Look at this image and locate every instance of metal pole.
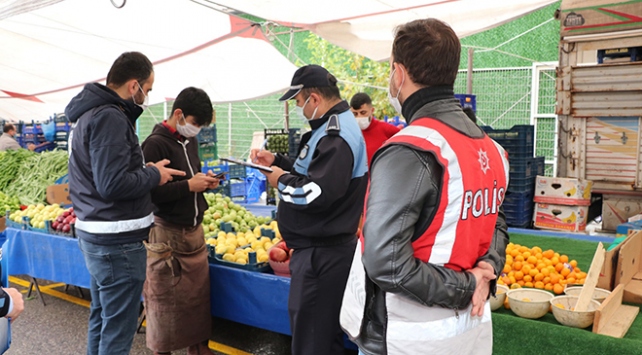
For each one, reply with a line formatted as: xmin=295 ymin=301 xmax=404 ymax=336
xmin=284 ymin=102 xmax=289 ymax=130
xmin=228 ymin=103 xmax=232 ymax=158
xmin=466 ymin=48 xmax=474 ymax=95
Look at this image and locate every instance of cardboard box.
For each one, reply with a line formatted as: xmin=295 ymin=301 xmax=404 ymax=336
xmin=46 ymin=184 xmax=71 ymax=206
xmin=561 ymin=0 xmax=642 ymax=37
xmin=602 ymin=195 xmax=642 ymax=231
xmin=533 ymin=202 xmax=588 ymax=232
xmin=533 ymin=175 xmax=592 ymax=206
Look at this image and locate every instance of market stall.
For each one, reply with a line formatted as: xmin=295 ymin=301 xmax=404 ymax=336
xmin=4 ymin=225 xmax=642 ymax=354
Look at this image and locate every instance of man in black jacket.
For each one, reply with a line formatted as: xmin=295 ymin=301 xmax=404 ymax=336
xmin=141 ymin=87 xmax=219 ymax=355
xmin=340 ymin=19 xmax=509 ymax=355
xmin=65 ymin=52 xmax=184 ymax=355
xmin=251 ymin=65 xmax=368 ymax=355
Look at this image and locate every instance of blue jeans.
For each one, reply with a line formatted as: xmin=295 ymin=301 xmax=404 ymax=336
xmin=79 ymin=238 xmax=146 ymax=355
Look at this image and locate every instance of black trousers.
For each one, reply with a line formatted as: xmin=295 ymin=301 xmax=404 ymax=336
xmin=288 ymin=238 xmax=357 ymax=355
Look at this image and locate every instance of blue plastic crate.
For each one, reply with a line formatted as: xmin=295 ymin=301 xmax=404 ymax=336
xmin=508 ymin=156 xmax=546 ymax=180
xmin=455 ymin=94 xmax=476 ymax=112
xmin=507 ymin=176 xmax=536 ymax=193
xmin=197 ymin=125 xmax=217 ymax=144
xmin=534 ymin=156 xmax=545 ymax=176
xmin=55 ymin=122 xmax=71 ymax=132
xmin=503 ymin=189 xmax=534 ymax=207
xmin=245 ymin=175 xmax=266 ymax=204
xmin=505 ymin=217 xmax=533 ymax=229
xmin=503 ymin=200 xmax=534 ymax=228
xmin=228 ymin=164 xmax=246 ymax=179
xmin=482 ymin=124 xmax=535 ymax=158
xmin=288 ymin=128 xmax=301 ymax=158
xmin=230 ymin=181 xmax=246 ymax=197
xmin=21 ymin=123 xmax=43 ymax=135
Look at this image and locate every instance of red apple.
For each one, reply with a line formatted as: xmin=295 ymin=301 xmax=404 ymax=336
xmin=51 ymin=221 xmax=59 ymax=230
xmin=62 ymin=224 xmax=71 ymax=233
xmin=269 ymin=247 xmax=288 ymax=262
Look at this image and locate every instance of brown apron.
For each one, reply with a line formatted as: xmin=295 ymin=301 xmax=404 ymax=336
xmin=143 ymin=217 xmax=211 ymax=352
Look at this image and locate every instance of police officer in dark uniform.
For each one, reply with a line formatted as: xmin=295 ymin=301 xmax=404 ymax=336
xmin=251 ymin=65 xmax=368 ymax=355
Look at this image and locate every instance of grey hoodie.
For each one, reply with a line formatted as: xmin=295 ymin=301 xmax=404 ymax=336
xmin=65 ymin=83 xmax=160 ymax=245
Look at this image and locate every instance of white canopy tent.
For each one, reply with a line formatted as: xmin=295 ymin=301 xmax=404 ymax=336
xmin=1 ymin=0 xmax=558 ymax=122
xmin=206 ymin=0 xmax=557 ymax=61
xmin=0 ymin=0 xmax=297 ymax=121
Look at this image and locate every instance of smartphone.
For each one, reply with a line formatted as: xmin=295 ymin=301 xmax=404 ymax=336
xmin=214 ymin=171 xmax=228 ymax=179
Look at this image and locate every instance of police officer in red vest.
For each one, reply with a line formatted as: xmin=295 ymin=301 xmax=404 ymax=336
xmin=341 ymin=19 xmax=510 ymax=355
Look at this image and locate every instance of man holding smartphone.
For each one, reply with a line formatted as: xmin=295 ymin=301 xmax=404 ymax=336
xmin=141 ymin=87 xmax=219 ymax=355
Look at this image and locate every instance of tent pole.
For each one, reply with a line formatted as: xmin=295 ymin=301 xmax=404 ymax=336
xmin=466 ymin=48 xmax=474 ymax=95
xmin=284 ymin=102 xmax=289 ymax=130
xmin=228 ymin=103 xmax=232 ymax=158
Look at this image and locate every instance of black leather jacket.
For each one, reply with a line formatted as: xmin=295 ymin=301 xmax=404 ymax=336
xmin=355 ymin=86 xmax=510 ymax=355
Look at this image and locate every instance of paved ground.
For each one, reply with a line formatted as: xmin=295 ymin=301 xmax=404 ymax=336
xmin=4 ymin=275 xmax=356 ymax=355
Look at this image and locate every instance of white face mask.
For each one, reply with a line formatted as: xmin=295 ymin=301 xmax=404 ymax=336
xmin=133 ymin=82 xmax=149 ymax=110
xmin=388 ymin=67 xmax=404 ymax=115
xmin=176 ymin=114 xmax=201 ymax=138
xmin=295 ymin=96 xmax=318 ymax=123
xmin=356 ymin=116 xmax=372 ymax=130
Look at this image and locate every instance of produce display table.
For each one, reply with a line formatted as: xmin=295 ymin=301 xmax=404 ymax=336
xmin=5 ymin=225 xmax=642 ymax=354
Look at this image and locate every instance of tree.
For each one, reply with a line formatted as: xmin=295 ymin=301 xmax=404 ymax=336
xmin=302 ymin=33 xmax=399 ymax=120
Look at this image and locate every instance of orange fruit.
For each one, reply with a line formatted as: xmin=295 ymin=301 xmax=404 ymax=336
xmin=554 ymin=252 xmax=560 ymax=259
xmin=522 ymin=265 xmax=532 ymax=275
xmin=561 ymin=267 xmax=571 ymax=277
xmin=524 ymin=282 xmax=534 ymax=288
xmin=570 ymin=260 xmax=578 ymax=268
xmin=534 ymin=281 xmax=545 ymax=289
xmin=560 ymin=255 xmax=569 ymax=263
xmin=544 ymin=259 xmax=553 ymax=266
xmin=566 ymin=277 xmax=576 ymax=284
xmin=555 ymin=263 xmax=564 ymax=272
xmin=517 ymin=280 xmax=525 ymax=287
xmin=523 ymin=251 xmax=532 ymax=259
xmin=498 ymin=278 xmax=505 ymax=285
xmin=573 ymin=267 xmax=582 ymax=273
xmin=527 ymin=256 xmax=538 ymax=265
xmin=543 ymin=249 xmax=554 ymax=259
xmin=523 ymin=275 xmax=532 ymax=283
xmin=550 ymin=274 xmax=560 ymax=284
xmin=541 ymin=268 xmax=551 ymax=277
xmin=536 ymin=262 xmax=547 ymax=270
xmin=519 ymin=246 xmax=529 ymax=253
xmin=529 ymin=269 xmax=538 ymax=277
xmin=506 ymin=255 xmax=513 ymax=264
xmin=515 ymin=255 xmax=524 ymax=262
xmin=504 ymin=297 xmax=511 ymax=309
xmin=551 ymin=256 xmax=560 ymax=265
xmin=534 ymin=273 xmax=544 ymax=282
xmin=509 ymin=276 xmax=516 ymax=285
xmin=553 ymin=284 xmax=564 ymax=294
xmin=510 ymin=283 xmax=521 ymax=289
xmin=543 ymin=276 xmax=551 ymax=284
xmin=502 ymin=276 xmax=511 ymax=285
xmin=535 ymin=252 xmax=543 ymax=260
xmin=532 ymin=246 xmax=542 ymax=254
xmin=503 ymin=264 xmax=511 ymax=274
xmin=513 ymin=261 xmax=523 ymax=271
xmin=544 ymin=283 xmax=554 ymax=291
xmin=510 ymin=249 xmax=519 ymax=257
xmin=515 ymin=271 xmax=524 ymax=281
xmin=577 ymin=272 xmax=587 ymax=279
xmin=577 ymin=278 xmax=585 ymax=285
